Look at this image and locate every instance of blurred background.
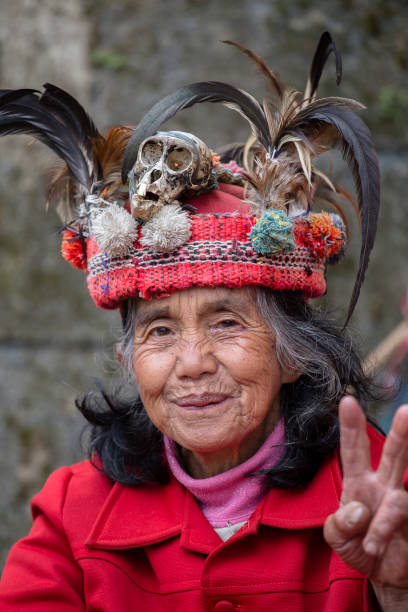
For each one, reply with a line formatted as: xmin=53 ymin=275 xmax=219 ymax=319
xmin=0 ymin=0 xmax=407 ymax=568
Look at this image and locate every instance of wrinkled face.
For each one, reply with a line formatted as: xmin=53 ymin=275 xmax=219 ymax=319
xmin=131 ymin=287 xmax=298 ymax=473
xmin=130 ymin=131 xmax=213 ymax=219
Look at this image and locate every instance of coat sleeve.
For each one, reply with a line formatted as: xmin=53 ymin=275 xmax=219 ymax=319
xmin=0 ymin=466 xmax=85 ymax=611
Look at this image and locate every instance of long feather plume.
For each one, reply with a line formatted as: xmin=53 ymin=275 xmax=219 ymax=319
xmin=0 ymin=86 xmax=97 ymax=189
xmin=0 ymin=84 xmax=133 ymax=224
xmin=221 ymin=40 xmax=285 ymax=99
xmin=220 ymin=37 xmax=379 ymax=324
xmin=48 ymin=124 xmax=133 ymax=221
xmin=121 ymin=81 xmax=270 ymax=181
xmin=40 ymin=83 xmax=102 ymax=183
xmin=290 ymin=101 xmax=379 ymax=321
xmin=303 ymin=31 xmax=342 ymax=104
xmin=0 ymin=89 xmax=38 ymax=105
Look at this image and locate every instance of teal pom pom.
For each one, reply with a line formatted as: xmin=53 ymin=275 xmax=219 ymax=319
xmin=250 ymin=210 xmax=295 ymax=255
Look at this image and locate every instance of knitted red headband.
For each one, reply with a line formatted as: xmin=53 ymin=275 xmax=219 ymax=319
xmin=61 ymin=180 xmax=346 ymax=309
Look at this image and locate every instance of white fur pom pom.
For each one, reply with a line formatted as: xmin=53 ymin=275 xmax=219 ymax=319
xmin=140 ymin=204 xmax=191 ymax=252
xmin=91 ymin=203 xmax=138 ymax=257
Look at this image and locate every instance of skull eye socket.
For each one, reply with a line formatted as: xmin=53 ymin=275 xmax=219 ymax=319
xmin=141 ymin=141 xmax=163 ymax=165
xmin=166 ymin=146 xmax=192 ymax=172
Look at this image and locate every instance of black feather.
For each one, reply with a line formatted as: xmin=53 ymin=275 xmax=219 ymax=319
xmin=121 ymin=81 xmax=269 ymax=181
xmin=41 ymin=84 xmax=99 ymax=135
xmin=294 ymin=102 xmax=380 ymax=323
xmin=0 ymin=107 xmax=88 ymax=187
xmin=40 ymin=83 xmax=101 ymax=161
xmin=306 ymin=31 xmax=342 ymax=100
xmin=0 ymin=89 xmax=39 ymax=104
xmin=0 ymin=86 xmax=101 ymax=189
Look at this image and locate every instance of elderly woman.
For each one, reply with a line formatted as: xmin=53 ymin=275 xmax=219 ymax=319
xmin=1 ymin=33 xmax=408 ymax=611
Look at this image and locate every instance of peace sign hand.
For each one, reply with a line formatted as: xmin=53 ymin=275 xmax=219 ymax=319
xmin=324 ymin=396 xmax=408 ymax=611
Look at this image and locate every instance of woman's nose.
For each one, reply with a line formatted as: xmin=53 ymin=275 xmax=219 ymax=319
xmin=174 ymin=336 xmax=218 ymax=379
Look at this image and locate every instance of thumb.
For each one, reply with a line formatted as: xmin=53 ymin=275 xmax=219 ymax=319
xmin=324 ymin=501 xmax=370 ymax=551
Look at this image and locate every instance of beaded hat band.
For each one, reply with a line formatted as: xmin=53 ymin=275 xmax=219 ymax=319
xmin=78 ymin=183 xmax=344 ymax=309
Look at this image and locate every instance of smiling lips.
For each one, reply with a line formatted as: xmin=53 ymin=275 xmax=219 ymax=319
xmin=174 ymin=393 xmax=230 ymax=409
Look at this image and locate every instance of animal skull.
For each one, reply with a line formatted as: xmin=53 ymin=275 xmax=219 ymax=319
xmin=129 ymin=131 xmax=213 ymax=220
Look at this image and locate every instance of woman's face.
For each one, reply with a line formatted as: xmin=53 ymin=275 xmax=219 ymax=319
xmin=131 ymin=287 xmax=298 ymax=476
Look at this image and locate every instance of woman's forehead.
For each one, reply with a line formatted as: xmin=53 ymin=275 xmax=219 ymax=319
xmin=133 ymin=287 xmax=257 ymax=323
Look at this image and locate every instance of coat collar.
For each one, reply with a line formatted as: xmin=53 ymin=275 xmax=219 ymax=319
xmin=86 ymin=450 xmax=343 ymax=555
xmin=261 ymin=450 xmax=343 ymax=529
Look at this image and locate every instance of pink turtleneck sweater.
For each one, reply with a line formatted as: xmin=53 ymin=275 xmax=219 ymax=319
xmin=164 ymin=420 xmax=285 ymax=541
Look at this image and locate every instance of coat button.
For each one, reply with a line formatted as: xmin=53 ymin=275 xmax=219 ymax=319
xmin=214 ymin=601 xmax=235 ymax=611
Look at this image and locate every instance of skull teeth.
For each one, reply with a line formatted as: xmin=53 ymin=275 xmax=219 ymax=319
xmin=130 ymin=194 xmax=163 ymax=221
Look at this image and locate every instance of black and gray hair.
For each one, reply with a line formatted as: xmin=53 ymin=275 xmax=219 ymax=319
xmin=77 ymin=288 xmax=379 ymax=489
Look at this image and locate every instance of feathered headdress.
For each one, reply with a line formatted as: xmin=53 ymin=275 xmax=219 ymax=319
xmin=0 ymin=32 xmax=379 ymax=322
xmin=122 ymin=32 xmax=379 ymax=322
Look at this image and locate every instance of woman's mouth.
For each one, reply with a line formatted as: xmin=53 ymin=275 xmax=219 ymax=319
xmin=174 ymin=393 xmax=230 ymax=409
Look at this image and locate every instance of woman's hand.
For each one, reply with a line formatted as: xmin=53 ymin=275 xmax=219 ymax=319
xmin=324 ymin=396 xmax=408 ymax=611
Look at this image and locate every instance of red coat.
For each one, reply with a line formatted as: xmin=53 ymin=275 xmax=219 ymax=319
xmin=0 ymin=426 xmax=386 ymax=611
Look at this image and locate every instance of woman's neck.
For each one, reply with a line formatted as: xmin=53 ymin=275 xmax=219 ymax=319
xmin=180 ymin=410 xmax=280 ymax=478
xmin=164 ymin=419 xmax=285 ymax=530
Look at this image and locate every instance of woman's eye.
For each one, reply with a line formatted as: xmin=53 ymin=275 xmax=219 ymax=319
xmin=217 ymin=319 xmax=240 ymax=329
xmin=150 ymin=326 xmax=172 ymax=337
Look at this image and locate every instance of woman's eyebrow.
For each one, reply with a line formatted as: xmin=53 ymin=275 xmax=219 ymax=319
xmin=134 ymin=295 xmax=250 ymax=327
xmin=134 ymin=306 xmax=171 ymax=327
xmin=198 ymin=297 xmax=250 ymax=315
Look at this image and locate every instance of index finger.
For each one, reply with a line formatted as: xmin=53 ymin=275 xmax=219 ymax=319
xmin=376 ymin=404 xmax=408 ymax=488
xmin=339 ymin=396 xmax=371 ymax=479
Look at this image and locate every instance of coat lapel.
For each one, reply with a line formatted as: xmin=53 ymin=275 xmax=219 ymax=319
xmin=86 ymin=475 xmax=220 ymax=553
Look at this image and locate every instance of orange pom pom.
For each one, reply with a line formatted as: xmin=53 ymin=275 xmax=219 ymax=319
xmin=294 ymin=214 xmax=344 ymax=259
xmin=212 ymin=153 xmax=221 ymax=168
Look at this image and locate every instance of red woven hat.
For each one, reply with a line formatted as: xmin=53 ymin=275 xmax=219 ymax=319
xmin=80 ymin=179 xmax=345 ymax=309
xmin=0 ymin=32 xmax=379 ymax=322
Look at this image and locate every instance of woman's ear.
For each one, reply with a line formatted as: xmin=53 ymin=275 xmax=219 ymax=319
xmin=115 ymin=343 xmax=124 ymax=364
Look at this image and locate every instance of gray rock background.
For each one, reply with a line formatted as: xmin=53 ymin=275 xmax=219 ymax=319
xmin=0 ymin=0 xmax=407 ymax=568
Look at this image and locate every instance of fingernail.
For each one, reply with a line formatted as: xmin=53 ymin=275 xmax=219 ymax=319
xmin=346 ymin=505 xmax=363 ymax=526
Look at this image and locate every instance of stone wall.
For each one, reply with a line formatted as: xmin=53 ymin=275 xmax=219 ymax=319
xmin=0 ymin=0 xmax=407 ymax=567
